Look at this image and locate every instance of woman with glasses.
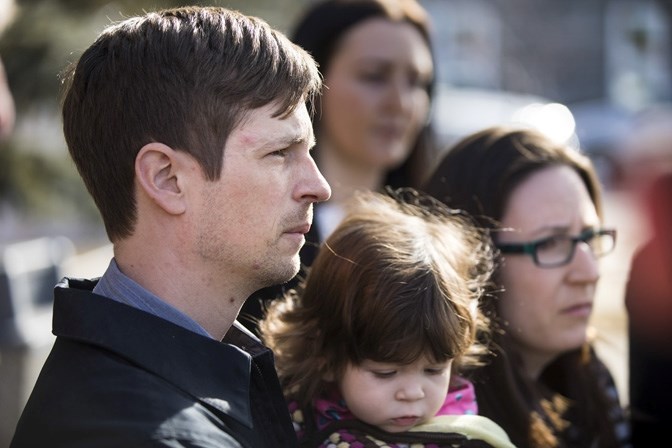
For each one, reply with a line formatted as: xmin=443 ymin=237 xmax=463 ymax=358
xmin=423 ymin=126 xmax=631 ymax=448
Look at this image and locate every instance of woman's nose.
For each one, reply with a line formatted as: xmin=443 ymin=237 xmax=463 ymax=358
xmin=385 ymin=78 xmax=413 ymax=113
xmin=568 ymin=240 xmax=601 ymax=283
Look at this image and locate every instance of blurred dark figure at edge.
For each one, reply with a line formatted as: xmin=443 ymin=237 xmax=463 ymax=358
xmin=615 ymin=106 xmax=672 ymax=445
xmin=625 ymin=171 xmax=672 ymax=444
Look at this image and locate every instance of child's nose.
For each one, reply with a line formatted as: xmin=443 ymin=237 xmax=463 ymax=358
xmin=395 ymin=382 xmax=425 ymax=401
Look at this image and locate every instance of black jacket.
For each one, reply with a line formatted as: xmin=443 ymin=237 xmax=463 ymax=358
xmin=11 ymin=278 xmax=297 ymax=447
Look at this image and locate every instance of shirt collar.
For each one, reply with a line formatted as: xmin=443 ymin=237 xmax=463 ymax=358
xmin=93 ymin=258 xmax=212 ymax=338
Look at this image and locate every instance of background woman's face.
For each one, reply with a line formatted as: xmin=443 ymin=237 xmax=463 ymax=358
xmin=497 ymin=165 xmax=601 ymax=377
xmin=320 ymin=18 xmax=433 ymax=170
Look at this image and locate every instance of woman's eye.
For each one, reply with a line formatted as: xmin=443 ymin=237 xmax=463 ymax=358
xmin=372 ymin=371 xmax=396 ymax=379
xmin=425 ymin=368 xmax=446 ymax=375
xmin=408 ymin=72 xmax=431 ymax=90
xmin=359 ymin=72 xmax=387 ymax=84
xmin=537 ymin=235 xmax=564 ymax=250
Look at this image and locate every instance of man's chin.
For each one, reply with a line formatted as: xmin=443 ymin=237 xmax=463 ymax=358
xmin=261 ymin=258 xmax=300 ymax=288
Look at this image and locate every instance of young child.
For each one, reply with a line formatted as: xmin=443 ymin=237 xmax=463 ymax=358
xmin=260 ymin=189 xmax=515 ymax=448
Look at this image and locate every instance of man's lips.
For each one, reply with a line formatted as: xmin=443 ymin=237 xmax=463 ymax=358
xmin=286 ymin=223 xmax=311 ymax=235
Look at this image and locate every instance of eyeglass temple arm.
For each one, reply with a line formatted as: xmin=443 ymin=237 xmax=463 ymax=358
xmin=495 ymin=242 xmax=534 ymax=254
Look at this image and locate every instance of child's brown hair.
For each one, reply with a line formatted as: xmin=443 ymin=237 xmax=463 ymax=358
xmin=260 ymin=188 xmax=496 ymax=407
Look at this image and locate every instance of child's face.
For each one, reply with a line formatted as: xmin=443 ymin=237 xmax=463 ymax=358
xmin=339 ymin=355 xmax=452 ymax=433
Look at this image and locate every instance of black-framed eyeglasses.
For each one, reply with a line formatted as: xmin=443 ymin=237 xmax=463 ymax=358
xmin=496 ymin=228 xmax=617 ymax=268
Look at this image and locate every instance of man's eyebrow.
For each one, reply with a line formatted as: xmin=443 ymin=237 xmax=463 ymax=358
xmin=276 ymin=133 xmax=315 ymax=148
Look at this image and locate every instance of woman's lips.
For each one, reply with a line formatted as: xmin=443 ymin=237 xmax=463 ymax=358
xmin=377 ymin=126 xmax=404 ymax=140
xmin=562 ymin=302 xmax=593 ymax=317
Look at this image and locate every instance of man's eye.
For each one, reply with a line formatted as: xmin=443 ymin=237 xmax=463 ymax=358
xmin=270 ymin=148 xmax=288 ymax=157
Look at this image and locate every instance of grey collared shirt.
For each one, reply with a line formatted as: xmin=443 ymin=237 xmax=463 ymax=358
xmin=93 ymin=258 xmax=212 ymax=339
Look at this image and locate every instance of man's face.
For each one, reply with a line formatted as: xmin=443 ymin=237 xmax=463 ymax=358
xmin=193 ymin=101 xmax=331 ymax=291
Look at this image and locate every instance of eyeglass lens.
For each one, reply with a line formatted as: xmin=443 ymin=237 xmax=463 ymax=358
xmin=536 ymin=231 xmax=615 ymax=266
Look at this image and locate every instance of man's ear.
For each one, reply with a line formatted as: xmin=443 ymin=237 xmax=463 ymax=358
xmin=135 ymin=142 xmax=192 ymax=215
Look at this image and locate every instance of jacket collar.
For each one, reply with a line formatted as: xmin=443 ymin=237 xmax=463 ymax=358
xmin=52 ymin=277 xmax=257 ymax=428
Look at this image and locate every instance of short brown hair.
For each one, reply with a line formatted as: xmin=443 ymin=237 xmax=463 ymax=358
xmin=62 ymin=6 xmax=321 ymax=241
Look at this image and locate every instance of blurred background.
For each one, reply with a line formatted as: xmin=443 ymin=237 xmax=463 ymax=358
xmin=1 ymin=0 xmax=671 ymax=446
xmin=2 ymin=0 xmax=671 ymax=244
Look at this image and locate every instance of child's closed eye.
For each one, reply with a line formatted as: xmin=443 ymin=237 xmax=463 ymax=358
xmin=371 ymin=370 xmax=397 ymax=379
